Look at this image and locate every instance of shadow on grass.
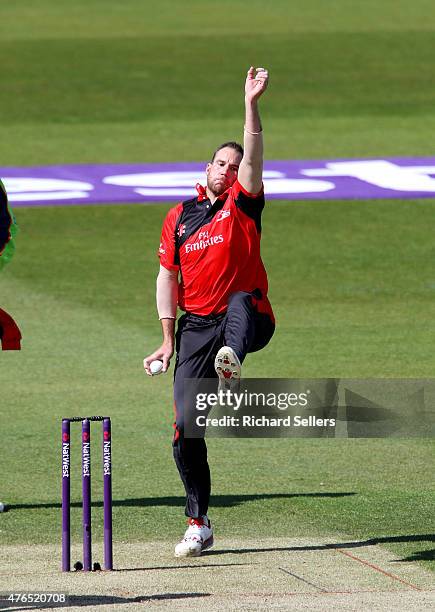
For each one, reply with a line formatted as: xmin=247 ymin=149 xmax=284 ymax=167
xmin=71 ymin=593 xmax=210 ymax=605
xmin=118 ymin=561 xmax=253 ymax=572
xmin=202 ymin=533 xmax=435 ymax=556
xmin=68 ymin=593 xmax=211 ymax=609
xmin=392 ymin=548 xmax=435 ymax=562
xmin=6 ymin=491 xmax=356 ymax=511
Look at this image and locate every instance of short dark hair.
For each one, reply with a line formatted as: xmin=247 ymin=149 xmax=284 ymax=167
xmin=211 ymin=141 xmax=244 ymax=162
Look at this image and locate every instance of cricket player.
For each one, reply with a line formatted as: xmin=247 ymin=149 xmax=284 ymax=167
xmin=144 ymin=67 xmax=275 ymax=557
xmin=0 ymin=179 xmax=21 ymax=350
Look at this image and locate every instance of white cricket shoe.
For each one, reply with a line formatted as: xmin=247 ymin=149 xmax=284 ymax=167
xmin=174 ymin=516 xmax=214 ymax=558
xmin=215 ymin=346 xmax=241 ymax=393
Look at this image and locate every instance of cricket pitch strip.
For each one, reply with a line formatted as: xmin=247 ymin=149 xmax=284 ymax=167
xmin=1 ymin=537 xmax=433 ymax=611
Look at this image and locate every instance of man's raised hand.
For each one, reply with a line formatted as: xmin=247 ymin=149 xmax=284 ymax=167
xmin=245 ymin=66 xmax=269 ymax=103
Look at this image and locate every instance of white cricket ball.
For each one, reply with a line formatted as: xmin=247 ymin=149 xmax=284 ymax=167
xmin=150 ymin=360 xmax=163 ymax=376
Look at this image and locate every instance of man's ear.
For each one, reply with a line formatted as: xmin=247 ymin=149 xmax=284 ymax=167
xmin=206 ymin=163 xmax=211 ymax=175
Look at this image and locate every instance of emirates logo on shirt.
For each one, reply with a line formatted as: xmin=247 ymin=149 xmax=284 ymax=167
xmin=177 ymin=224 xmax=186 ymax=237
xmin=185 ymin=233 xmax=224 ymax=253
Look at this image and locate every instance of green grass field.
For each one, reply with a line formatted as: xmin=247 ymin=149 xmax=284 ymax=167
xmin=0 ymin=0 xmax=434 ymax=575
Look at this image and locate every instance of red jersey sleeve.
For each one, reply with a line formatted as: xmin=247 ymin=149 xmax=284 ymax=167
xmin=232 ymin=179 xmax=264 ymax=200
xmin=231 ymin=179 xmax=265 ymax=233
xmin=158 ymin=204 xmax=182 ymax=271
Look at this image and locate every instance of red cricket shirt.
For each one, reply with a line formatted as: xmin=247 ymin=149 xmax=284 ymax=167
xmin=158 ymin=179 xmax=274 ymax=321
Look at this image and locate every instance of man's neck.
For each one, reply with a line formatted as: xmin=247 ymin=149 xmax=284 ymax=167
xmin=205 ymin=187 xmax=218 ymax=204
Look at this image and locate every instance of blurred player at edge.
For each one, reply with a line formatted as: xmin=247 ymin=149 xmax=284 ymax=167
xmin=144 ymin=67 xmax=275 ymax=557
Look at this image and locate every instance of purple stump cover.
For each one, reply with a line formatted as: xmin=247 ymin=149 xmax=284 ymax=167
xmin=82 ymin=419 xmax=92 ymax=571
xmin=61 ymin=419 xmax=71 ymax=572
xmin=103 ymin=418 xmax=113 ymax=570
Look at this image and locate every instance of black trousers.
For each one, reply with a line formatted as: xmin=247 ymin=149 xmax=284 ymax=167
xmin=172 ymin=291 xmax=275 ymax=517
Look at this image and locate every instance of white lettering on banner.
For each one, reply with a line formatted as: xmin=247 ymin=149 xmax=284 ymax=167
xmin=103 ymin=170 xmax=334 ymax=196
xmin=104 ymin=171 xmax=203 ymax=187
xmin=3 ymin=178 xmax=94 ymax=201
xmin=263 ymin=178 xmax=334 ymax=194
xmin=302 ymin=160 xmax=435 ymax=192
xmin=104 ymin=171 xmax=204 ymax=197
xmin=104 ymin=171 xmax=287 ymax=187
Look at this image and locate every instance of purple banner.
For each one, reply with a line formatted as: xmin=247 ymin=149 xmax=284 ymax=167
xmin=2 ymin=157 xmax=435 ymax=207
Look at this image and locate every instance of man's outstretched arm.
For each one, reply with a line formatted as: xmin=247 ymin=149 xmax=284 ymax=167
xmin=143 ymin=265 xmax=178 ymax=375
xmin=237 ymin=66 xmax=269 ymax=195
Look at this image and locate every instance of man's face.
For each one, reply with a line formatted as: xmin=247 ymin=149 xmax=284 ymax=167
xmin=206 ymin=147 xmax=242 ymax=196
